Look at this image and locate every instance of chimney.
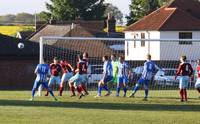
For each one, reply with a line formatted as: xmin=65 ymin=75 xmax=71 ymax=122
xmin=49 ymin=17 xmax=56 ymax=25
xmin=71 ymin=23 xmax=75 ymax=30
xmin=107 ymin=13 xmax=116 ymax=35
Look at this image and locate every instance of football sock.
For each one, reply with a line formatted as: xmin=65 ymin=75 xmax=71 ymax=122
xmin=70 ymin=86 xmax=75 ymax=95
xmin=123 ymin=87 xmax=127 ymax=95
xmin=98 ymin=85 xmax=102 ymax=96
xmin=145 ymin=89 xmax=148 ymax=98
xmin=132 ymin=85 xmax=139 ymax=95
xmin=183 ymin=89 xmax=187 ymax=101
xmin=45 ymin=91 xmax=49 ymax=96
xmin=77 ymin=86 xmax=83 ymax=94
xmin=59 ymin=86 xmax=63 ymax=96
xmin=180 ymin=89 xmax=184 ymax=100
xmin=32 ymin=89 xmax=36 ymax=98
xmin=197 ymin=88 xmax=200 ymax=93
xmin=116 ymin=86 xmax=120 ymax=95
xmin=49 ymin=90 xmax=55 ymax=97
xmin=103 ymin=85 xmax=109 ymax=92
xmin=82 ymin=84 xmax=88 ymax=93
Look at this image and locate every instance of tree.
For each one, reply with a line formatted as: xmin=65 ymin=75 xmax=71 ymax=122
xmin=46 ymin=0 xmax=106 ymax=21
xmin=126 ymin=0 xmax=170 ymax=26
xmin=104 ymin=3 xmax=123 ymax=24
xmin=37 ymin=11 xmax=51 ymax=21
xmin=15 ymin=13 xmax=34 ymax=23
xmin=0 ymin=14 xmax=16 ymax=23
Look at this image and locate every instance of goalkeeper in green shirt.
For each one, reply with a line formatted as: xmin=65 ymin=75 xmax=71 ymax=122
xmin=109 ymin=54 xmax=119 ymax=91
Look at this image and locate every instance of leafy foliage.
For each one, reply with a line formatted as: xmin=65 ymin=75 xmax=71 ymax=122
xmin=126 ymin=0 xmax=171 ymax=26
xmin=46 ymin=0 xmax=106 ymax=21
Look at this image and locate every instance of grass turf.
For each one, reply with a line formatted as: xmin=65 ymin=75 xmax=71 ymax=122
xmin=0 ymin=90 xmax=200 ymax=124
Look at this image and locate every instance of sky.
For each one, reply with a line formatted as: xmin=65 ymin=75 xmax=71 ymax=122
xmin=0 ymin=0 xmax=131 ymax=16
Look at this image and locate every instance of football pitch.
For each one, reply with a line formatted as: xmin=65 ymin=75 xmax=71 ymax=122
xmin=0 ymin=90 xmax=200 ymax=124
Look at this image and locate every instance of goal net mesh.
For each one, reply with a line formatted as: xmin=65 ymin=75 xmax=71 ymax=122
xmin=40 ymin=37 xmax=199 ymax=96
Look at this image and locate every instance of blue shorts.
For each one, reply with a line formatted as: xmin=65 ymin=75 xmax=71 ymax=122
xmin=32 ymin=80 xmax=48 ymax=90
xmin=179 ymin=76 xmax=189 ymax=89
xmin=48 ymin=76 xmax=61 ymax=86
xmin=61 ymin=72 xmax=73 ymax=83
xmin=137 ymin=78 xmax=150 ymax=87
xmin=69 ymin=73 xmax=84 ymax=86
xmin=81 ymin=74 xmax=88 ymax=84
xmin=118 ymin=77 xmax=129 ymax=84
xmin=103 ymin=76 xmax=113 ymax=84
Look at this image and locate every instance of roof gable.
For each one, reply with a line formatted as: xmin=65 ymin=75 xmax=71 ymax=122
xmin=125 ymin=0 xmax=200 ymax=31
xmin=30 ymin=25 xmax=73 ymax=42
xmin=125 ymin=6 xmax=175 ymax=31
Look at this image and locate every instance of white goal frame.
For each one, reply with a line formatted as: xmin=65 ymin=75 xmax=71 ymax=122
xmin=37 ymin=36 xmax=199 ymax=96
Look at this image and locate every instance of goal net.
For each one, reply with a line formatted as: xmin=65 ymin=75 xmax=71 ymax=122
xmin=38 ymin=36 xmax=200 ymax=96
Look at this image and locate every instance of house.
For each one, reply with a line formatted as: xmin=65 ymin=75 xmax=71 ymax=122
xmin=29 ymin=19 xmax=124 ymax=64
xmin=0 ymin=34 xmax=39 ymax=90
xmin=124 ymin=0 xmax=200 ymax=61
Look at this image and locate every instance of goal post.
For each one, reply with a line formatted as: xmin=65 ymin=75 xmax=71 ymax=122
xmin=37 ymin=36 xmax=200 ymax=97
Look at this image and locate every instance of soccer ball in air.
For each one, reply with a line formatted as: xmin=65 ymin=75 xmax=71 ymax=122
xmin=18 ymin=42 xmax=24 ymax=49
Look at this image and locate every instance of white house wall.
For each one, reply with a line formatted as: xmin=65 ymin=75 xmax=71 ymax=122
xmin=125 ymin=31 xmax=160 ymax=61
xmin=160 ymin=31 xmax=200 ymax=61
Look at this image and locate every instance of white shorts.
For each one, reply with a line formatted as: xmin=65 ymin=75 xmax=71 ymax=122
xmin=179 ymin=76 xmax=189 ymax=89
xmin=61 ymin=72 xmax=73 ymax=83
xmin=195 ymin=78 xmax=200 ymax=88
xmin=48 ymin=76 xmax=61 ymax=86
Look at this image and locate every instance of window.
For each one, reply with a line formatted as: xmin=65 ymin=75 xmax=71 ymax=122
xmin=179 ymin=32 xmax=192 ymax=45
xmin=141 ymin=33 xmax=145 ymax=47
xmin=126 ymin=42 xmax=129 ymax=56
xmin=134 ymin=35 xmax=136 ymax=48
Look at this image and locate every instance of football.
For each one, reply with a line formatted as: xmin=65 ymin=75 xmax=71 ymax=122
xmin=18 ymin=42 xmax=24 ymax=49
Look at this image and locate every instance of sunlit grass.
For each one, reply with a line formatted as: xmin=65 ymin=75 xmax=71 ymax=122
xmin=0 ymin=90 xmax=200 ymax=124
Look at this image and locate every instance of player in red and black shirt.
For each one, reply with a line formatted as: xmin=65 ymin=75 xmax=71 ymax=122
xmin=175 ymin=55 xmax=193 ymax=102
xmin=45 ymin=57 xmax=62 ymax=96
xmin=68 ymin=55 xmax=87 ymax=99
xmin=82 ymin=52 xmax=89 ymax=95
xmin=59 ymin=60 xmax=74 ymax=96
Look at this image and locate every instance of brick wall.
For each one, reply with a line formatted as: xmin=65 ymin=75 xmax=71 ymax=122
xmin=0 ymin=59 xmax=38 ymax=90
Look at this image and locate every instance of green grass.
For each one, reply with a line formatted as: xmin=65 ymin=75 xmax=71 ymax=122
xmin=0 ymin=90 xmax=200 ymax=124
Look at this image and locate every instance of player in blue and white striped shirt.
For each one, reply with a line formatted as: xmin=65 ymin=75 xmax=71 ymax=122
xmin=129 ymin=54 xmax=160 ymax=100
xmin=95 ymin=55 xmax=113 ymax=97
xmin=116 ymin=56 xmax=131 ymax=97
xmin=30 ymin=58 xmax=57 ymax=101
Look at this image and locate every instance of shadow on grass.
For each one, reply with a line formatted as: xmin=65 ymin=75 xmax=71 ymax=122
xmin=0 ymin=99 xmax=200 ymax=112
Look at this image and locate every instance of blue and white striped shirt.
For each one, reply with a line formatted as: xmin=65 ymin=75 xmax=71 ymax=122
xmin=103 ymin=61 xmax=113 ymax=77
xmin=118 ymin=62 xmax=130 ymax=78
xmin=142 ymin=60 xmax=159 ymax=80
xmin=35 ymin=64 xmax=51 ymax=82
